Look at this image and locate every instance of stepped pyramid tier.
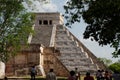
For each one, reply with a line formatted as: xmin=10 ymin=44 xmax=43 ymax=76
xmin=30 ymin=13 xmax=106 ymax=73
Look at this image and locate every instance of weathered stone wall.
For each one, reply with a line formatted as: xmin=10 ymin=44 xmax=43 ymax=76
xmin=5 ymin=44 xmax=69 ymax=77
xmin=5 ymin=44 xmax=40 ymax=76
xmin=31 ymin=25 xmax=53 ymax=46
xmin=43 ymin=47 xmax=69 ymax=77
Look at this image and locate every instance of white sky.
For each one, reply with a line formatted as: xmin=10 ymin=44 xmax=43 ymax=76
xmin=31 ymin=0 xmax=119 ymax=62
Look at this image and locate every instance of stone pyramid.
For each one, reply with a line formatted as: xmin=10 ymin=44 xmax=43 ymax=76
xmin=30 ymin=13 xmax=106 ymax=74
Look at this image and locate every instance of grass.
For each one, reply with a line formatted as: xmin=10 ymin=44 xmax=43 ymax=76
xmin=7 ymin=76 xmax=67 ymax=80
xmin=7 ymin=75 xmax=98 ymax=80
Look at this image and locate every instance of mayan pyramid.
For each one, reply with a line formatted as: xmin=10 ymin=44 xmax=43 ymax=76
xmin=30 ymin=12 xmax=106 ymax=74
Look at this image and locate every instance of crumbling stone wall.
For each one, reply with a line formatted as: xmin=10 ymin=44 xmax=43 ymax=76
xmin=5 ymin=44 xmax=69 ymax=77
xmin=5 ymin=44 xmax=40 ymax=76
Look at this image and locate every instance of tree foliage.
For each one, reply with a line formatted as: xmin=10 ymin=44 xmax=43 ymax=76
xmin=64 ymin=0 xmax=120 ymax=57
xmin=109 ymin=62 xmax=120 ymax=72
xmin=0 ymin=0 xmax=34 ymax=63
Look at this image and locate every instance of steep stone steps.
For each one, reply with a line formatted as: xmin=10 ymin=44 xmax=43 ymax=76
xmin=55 ymin=25 xmax=98 ymax=72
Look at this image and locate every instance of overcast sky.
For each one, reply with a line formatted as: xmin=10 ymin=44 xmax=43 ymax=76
xmin=31 ymin=0 xmax=119 ymax=62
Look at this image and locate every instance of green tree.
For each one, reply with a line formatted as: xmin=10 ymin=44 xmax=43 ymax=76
xmin=109 ymin=62 xmax=120 ymax=72
xmin=0 ymin=0 xmax=34 ymax=63
xmin=64 ymin=0 xmax=120 ymax=57
xmin=98 ymin=57 xmax=112 ymax=67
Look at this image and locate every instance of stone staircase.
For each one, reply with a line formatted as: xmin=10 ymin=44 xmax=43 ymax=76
xmin=54 ymin=25 xmax=97 ymax=73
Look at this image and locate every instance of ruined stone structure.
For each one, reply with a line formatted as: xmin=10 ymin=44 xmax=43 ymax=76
xmin=6 ymin=44 xmax=41 ymax=76
xmin=5 ymin=12 xmax=106 ymax=77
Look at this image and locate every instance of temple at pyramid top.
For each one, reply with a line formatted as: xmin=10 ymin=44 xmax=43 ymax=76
xmin=31 ymin=12 xmax=64 ymax=46
xmin=30 ymin=12 xmax=106 ymax=73
xmin=35 ymin=12 xmax=64 ymax=26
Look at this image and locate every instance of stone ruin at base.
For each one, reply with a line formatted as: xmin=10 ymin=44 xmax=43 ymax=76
xmin=5 ymin=12 xmax=106 ymax=77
